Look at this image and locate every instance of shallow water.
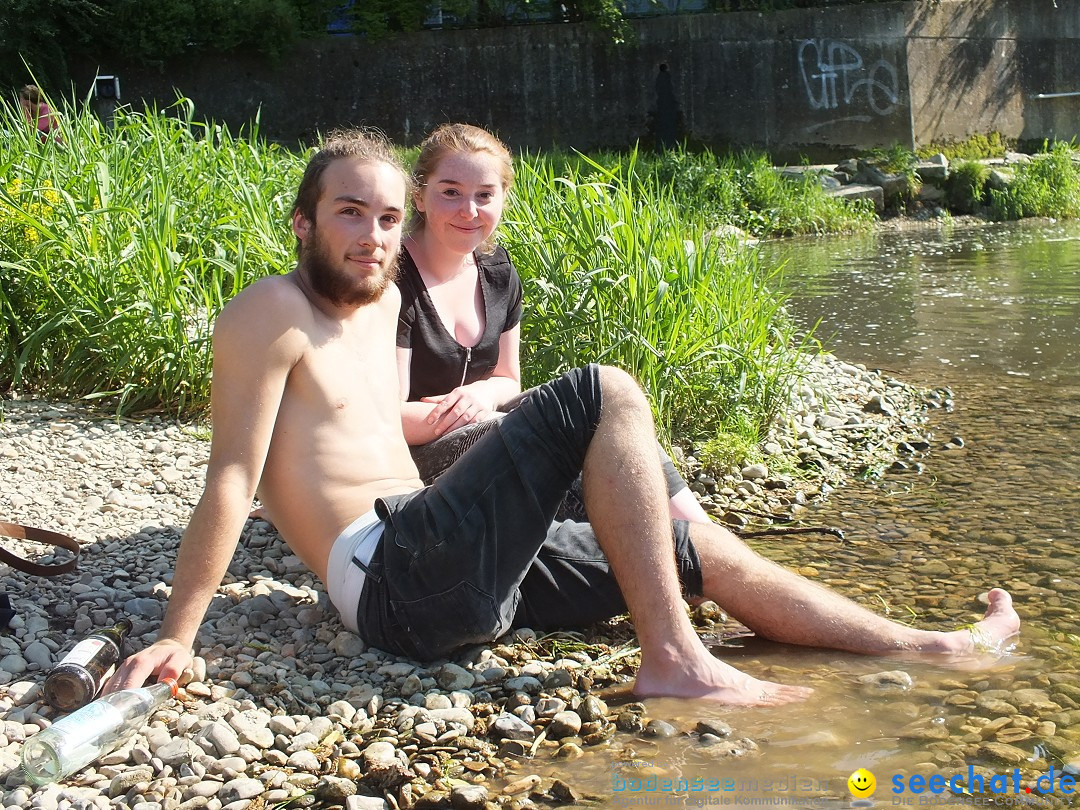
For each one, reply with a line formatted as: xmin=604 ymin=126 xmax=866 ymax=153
xmin=539 ymin=221 xmax=1080 ymax=808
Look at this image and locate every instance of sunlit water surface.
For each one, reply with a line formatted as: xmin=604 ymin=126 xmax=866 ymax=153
xmin=533 ymin=221 xmax=1080 ymax=808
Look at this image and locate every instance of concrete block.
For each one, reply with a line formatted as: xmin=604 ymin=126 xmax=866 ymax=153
xmin=916 ymin=156 xmax=949 ymax=182
xmin=988 ymin=168 xmax=1014 ymax=191
xmin=827 ymin=183 xmax=885 ymax=213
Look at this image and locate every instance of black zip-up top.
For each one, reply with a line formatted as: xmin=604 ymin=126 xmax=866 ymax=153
xmin=395 ymin=244 xmax=524 ymax=402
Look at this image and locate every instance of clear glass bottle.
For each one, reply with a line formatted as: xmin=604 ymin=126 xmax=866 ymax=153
xmin=43 ymin=618 xmax=133 ymax=712
xmin=21 ymin=678 xmax=178 ymax=785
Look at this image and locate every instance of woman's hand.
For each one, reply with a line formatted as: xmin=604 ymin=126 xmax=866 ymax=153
xmin=421 ymin=387 xmax=496 ymax=436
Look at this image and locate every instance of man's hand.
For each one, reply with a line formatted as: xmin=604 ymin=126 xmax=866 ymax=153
xmin=421 ymin=388 xmax=495 ymax=435
xmin=103 ymin=639 xmax=193 ymax=694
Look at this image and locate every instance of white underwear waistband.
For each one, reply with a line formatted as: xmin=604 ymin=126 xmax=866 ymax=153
xmin=325 ymin=509 xmax=384 ymax=634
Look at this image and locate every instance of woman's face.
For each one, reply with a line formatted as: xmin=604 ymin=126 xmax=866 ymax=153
xmin=414 ymin=150 xmax=506 ymax=256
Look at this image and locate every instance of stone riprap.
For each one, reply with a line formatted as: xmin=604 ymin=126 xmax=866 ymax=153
xmin=0 ymin=355 xmax=946 ymax=810
xmin=779 ymin=151 xmax=1049 ymax=216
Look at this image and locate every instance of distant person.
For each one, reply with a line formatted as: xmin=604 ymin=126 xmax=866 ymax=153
xmin=18 ymin=85 xmax=61 ymax=142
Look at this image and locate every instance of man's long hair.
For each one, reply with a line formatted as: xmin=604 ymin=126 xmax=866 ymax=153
xmin=290 ymin=129 xmax=412 ymax=257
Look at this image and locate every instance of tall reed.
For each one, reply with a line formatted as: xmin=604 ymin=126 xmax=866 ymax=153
xmin=3 ymin=101 xmax=811 ymax=452
xmin=504 ymin=152 xmax=811 ymax=445
xmin=533 ymin=146 xmax=877 ymax=237
xmin=0 ymin=97 xmax=297 ymax=413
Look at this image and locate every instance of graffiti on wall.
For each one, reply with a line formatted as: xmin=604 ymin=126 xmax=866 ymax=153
xmin=797 ymin=38 xmax=899 ymax=117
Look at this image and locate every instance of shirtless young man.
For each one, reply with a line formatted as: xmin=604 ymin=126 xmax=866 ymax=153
xmin=108 ymin=130 xmax=1020 ymax=705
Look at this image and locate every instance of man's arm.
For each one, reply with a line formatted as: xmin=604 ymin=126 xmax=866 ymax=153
xmin=106 ymin=280 xmax=307 ymax=690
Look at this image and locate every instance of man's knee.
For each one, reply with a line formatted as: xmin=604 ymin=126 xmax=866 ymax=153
xmin=596 ymin=365 xmax=649 ymax=414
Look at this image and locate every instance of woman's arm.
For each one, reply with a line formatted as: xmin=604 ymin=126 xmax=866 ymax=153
xmin=399 ymin=325 xmax=522 ymax=444
xmin=399 ymin=347 xmax=446 ymax=445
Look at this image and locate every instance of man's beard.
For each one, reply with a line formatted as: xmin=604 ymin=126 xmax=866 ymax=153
xmin=300 ymin=226 xmax=399 ymax=306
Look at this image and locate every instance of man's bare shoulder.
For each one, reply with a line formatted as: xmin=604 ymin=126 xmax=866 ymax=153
xmin=216 ymin=274 xmax=316 ymax=340
xmin=220 ymin=274 xmax=310 ymax=324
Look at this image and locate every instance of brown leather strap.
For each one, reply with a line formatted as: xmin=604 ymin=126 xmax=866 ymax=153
xmin=0 ymin=521 xmax=80 ymax=576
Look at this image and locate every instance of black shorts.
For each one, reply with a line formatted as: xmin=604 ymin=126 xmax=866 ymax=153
xmin=355 ymin=365 xmax=703 ymax=660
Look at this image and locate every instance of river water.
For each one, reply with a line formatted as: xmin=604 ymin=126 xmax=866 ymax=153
xmin=539 ymin=221 xmax=1080 ymax=808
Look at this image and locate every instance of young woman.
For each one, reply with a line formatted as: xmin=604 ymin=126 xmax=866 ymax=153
xmin=398 ymin=123 xmax=711 ymax=524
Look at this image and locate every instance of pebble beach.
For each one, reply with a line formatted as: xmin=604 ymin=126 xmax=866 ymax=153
xmin=0 ymin=355 xmax=948 ymax=810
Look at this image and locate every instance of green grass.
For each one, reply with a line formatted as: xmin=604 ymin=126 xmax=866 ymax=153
xmin=990 ymin=141 xmax=1080 ymax=220
xmin=0 ymin=96 xmax=297 ymax=413
xmin=504 ymin=151 xmax=814 ymax=444
xmin=535 ymin=145 xmax=878 ymax=237
xmin=945 ymin=160 xmax=990 ymax=214
xmin=0 ymin=99 xmax=838 ymax=454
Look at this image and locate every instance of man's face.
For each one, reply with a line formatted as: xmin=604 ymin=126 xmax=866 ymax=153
xmin=293 ymin=158 xmax=406 ymax=307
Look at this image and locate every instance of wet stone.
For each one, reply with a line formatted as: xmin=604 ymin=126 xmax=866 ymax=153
xmin=579 ymin=696 xmax=608 ymax=722
xmin=1012 ymin=689 xmax=1060 ymax=714
xmin=695 ymin=719 xmax=733 ymax=738
xmin=450 ymin=784 xmax=489 ymax=810
xmin=977 ymin=743 xmax=1028 ymax=766
xmin=414 ymin=789 xmax=451 ymax=809
xmin=700 ymin=737 xmax=759 ymax=757
xmin=858 ymin=670 xmax=915 ymax=692
xmin=503 ymin=775 xmax=542 ymax=796
xmin=897 ymin=722 xmax=950 ymax=741
xmin=644 ymin=719 xmax=678 ymax=738
xmin=549 ymin=779 xmax=579 ymax=804
xmin=555 ymin=742 xmax=584 ymax=760
xmin=535 ymin=697 xmax=566 ymax=717
xmin=975 ymin=697 xmax=1017 ymax=716
xmin=546 ymin=711 xmax=582 ymax=738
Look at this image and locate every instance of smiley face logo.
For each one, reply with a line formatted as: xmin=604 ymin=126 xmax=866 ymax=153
xmin=848 ymin=768 xmax=876 ymax=799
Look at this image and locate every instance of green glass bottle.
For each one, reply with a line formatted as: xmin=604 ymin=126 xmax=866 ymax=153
xmin=43 ymin=618 xmax=134 ymax=712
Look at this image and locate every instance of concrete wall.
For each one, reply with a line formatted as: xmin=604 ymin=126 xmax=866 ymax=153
xmin=70 ymin=0 xmax=1080 ymax=153
xmin=905 ymin=0 xmax=1058 ymax=147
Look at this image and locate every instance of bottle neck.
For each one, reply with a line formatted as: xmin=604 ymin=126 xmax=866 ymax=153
xmin=127 ymin=679 xmax=178 ymax=708
xmin=100 ymin=619 xmax=133 ymax=644
xmin=149 ymin=678 xmax=179 ymax=702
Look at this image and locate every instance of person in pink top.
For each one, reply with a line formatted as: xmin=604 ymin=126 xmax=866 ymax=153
xmin=18 ymin=84 xmax=61 ymax=142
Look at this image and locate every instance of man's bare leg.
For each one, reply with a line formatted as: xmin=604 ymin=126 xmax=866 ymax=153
xmin=581 ymin=367 xmax=811 ymax=705
xmin=689 ymin=522 xmax=1019 ymax=656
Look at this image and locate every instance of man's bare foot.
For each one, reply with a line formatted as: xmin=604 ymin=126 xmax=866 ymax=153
xmin=634 ymin=650 xmax=812 ymax=706
xmin=931 ymin=588 xmax=1020 ymax=656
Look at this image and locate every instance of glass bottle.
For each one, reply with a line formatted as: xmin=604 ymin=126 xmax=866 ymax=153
xmin=43 ymin=618 xmax=133 ymax=712
xmin=21 ymin=678 xmax=178 ymax=785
